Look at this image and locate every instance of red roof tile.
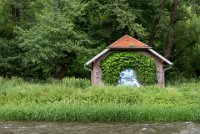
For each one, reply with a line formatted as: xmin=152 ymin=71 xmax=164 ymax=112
xmin=108 ymin=35 xmax=149 ymax=48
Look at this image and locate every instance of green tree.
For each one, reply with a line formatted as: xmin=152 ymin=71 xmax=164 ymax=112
xmin=17 ymin=0 xmax=93 ymax=79
xmin=0 ymin=0 xmax=199 ymax=80
xmin=0 ymin=0 xmax=40 ymax=78
xmin=78 ymin=0 xmax=148 ymax=47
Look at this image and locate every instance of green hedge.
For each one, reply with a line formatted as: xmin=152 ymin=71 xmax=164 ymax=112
xmin=101 ymin=52 xmax=156 ymax=85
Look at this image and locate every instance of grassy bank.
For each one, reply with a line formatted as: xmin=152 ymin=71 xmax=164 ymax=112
xmin=0 ymin=77 xmax=200 ymax=122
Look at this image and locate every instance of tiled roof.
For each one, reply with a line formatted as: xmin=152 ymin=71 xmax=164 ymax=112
xmin=84 ymin=35 xmax=173 ymax=66
xmin=108 ymin=35 xmax=150 ymax=49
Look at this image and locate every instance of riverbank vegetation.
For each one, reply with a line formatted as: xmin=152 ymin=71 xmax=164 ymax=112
xmin=0 ymin=0 xmax=199 ymax=123
xmin=0 ymin=77 xmax=200 ymax=122
xmin=0 ymin=0 xmax=200 ymax=81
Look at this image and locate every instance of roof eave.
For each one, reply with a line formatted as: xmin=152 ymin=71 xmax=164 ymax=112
xmin=85 ymin=48 xmax=110 ymax=66
xmin=85 ymin=48 xmax=173 ymax=66
xmin=148 ymin=49 xmax=173 ymax=65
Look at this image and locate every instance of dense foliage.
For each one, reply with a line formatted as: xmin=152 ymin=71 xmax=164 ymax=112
xmin=0 ymin=0 xmax=199 ymax=80
xmin=0 ymin=78 xmax=200 ymax=122
xmin=101 ymin=52 xmax=156 ymax=85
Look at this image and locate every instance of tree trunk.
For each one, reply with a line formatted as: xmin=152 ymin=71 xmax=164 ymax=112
xmin=148 ymin=0 xmax=167 ymax=47
xmin=11 ymin=4 xmax=20 ymax=26
xmin=164 ymin=0 xmax=179 ymax=59
xmin=107 ymin=22 xmax=113 ymax=46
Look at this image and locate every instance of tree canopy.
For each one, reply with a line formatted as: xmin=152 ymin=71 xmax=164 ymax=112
xmin=0 ymin=0 xmax=199 ymax=80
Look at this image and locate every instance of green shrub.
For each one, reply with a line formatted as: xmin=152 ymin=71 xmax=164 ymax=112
xmin=101 ymin=52 xmax=156 ymax=85
xmin=61 ymin=77 xmax=91 ymax=89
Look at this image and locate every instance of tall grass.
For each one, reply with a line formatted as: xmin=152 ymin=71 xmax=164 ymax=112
xmin=1 ymin=105 xmax=200 ymax=122
xmin=0 ymin=77 xmax=200 ymax=122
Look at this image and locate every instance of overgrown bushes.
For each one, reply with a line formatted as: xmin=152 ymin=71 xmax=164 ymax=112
xmin=0 ymin=78 xmax=200 ymax=122
xmin=101 ymin=52 xmax=156 ymax=85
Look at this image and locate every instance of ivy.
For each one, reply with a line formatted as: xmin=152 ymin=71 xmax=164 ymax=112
xmin=101 ymin=52 xmax=156 ymax=85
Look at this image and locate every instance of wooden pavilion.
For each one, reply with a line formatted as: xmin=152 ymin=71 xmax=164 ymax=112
xmin=84 ymin=35 xmax=173 ymax=87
